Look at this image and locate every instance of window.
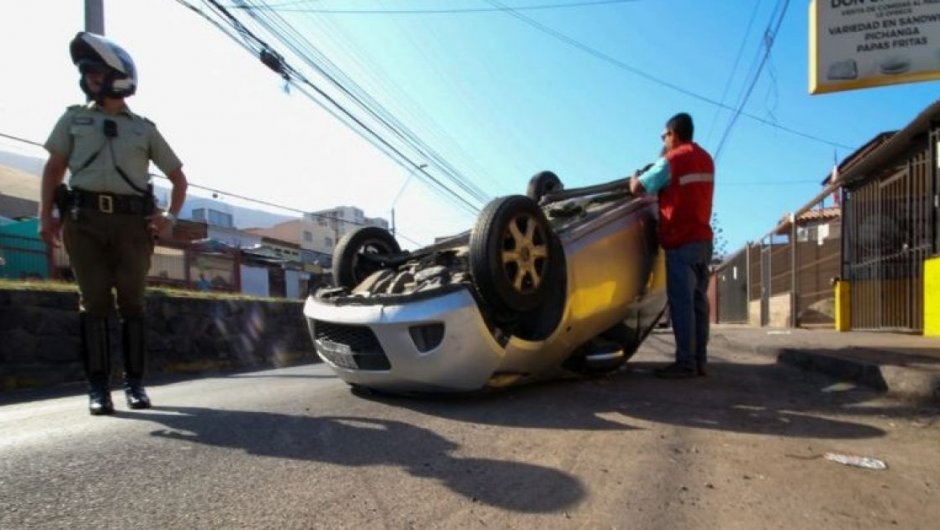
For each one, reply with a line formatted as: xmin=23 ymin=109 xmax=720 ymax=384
xmin=304 ymin=231 xmax=313 ymax=242
xmin=207 ymin=209 xmax=233 ymax=228
xmin=317 ymin=217 xmax=327 ymax=227
xmin=192 ymin=208 xmax=206 ymax=222
xmin=797 ymin=226 xmax=812 ymax=242
xmin=325 ymin=237 xmax=333 ymax=248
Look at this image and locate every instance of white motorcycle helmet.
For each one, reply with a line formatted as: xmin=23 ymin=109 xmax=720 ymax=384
xmin=69 ymin=32 xmax=137 ymax=99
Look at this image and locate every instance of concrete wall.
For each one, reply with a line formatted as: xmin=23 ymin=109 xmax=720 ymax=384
xmin=767 ymin=293 xmax=791 ymax=328
xmin=748 ymin=294 xmax=792 ymax=328
xmin=748 ymin=300 xmax=761 ymax=327
xmin=0 ymin=288 xmax=317 ymax=392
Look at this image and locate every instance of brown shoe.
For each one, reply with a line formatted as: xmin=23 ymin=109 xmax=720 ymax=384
xmin=697 ymin=362 xmax=707 ymax=377
xmin=654 ymin=363 xmax=697 ymax=379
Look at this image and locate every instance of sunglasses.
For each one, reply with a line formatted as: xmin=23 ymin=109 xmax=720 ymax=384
xmin=661 ymin=131 xmax=673 ymax=141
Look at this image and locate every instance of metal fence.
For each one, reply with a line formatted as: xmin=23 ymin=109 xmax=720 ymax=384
xmin=843 ymin=148 xmax=933 ymax=331
xmin=0 ymin=233 xmax=49 ymax=280
xmin=794 ymin=220 xmax=841 ymax=326
xmin=739 ymin=191 xmax=842 ymax=328
xmin=715 ymin=248 xmax=748 ymax=323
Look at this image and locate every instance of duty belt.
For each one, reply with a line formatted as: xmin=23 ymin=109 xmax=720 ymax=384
xmin=71 ymin=188 xmax=154 ymax=215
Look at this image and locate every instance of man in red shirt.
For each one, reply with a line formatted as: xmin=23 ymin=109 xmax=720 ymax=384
xmin=630 ymin=113 xmax=715 ymax=378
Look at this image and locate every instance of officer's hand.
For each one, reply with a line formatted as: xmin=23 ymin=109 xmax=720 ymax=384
xmin=39 ymin=214 xmax=62 ymax=248
xmin=146 ymin=212 xmax=174 ymax=239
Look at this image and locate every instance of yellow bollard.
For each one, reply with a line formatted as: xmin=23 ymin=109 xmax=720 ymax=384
xmin=834 ymin=280 xmax=851 ymax=332
xmin=925 ymin=256 xmax=940 ymax=337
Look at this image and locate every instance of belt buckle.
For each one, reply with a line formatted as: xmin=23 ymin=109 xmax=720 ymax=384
xmin=98 ymin=195 xmax=114 ymax=214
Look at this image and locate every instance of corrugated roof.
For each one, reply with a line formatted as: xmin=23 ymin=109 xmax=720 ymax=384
xmin=820 ymin=132 xmax=896 ymax=186
xmin=836 ymin=99 xmax=940 ymax=188
xmin=796 ymin=206 xmax=840 ymax=223
xmin=773 ymin=206 xmax=841 ymax=235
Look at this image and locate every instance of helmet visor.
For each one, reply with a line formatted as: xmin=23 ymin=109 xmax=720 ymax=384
xmin=78 ymin=59 xmax=110 ymax=75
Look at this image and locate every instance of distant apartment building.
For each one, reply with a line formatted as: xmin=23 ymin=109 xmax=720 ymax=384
xmin=309 ymin=205 xmax=390 ymax=238
xmin=248 ymin=206 xmax=389 ymax=268
xmin=246 ymin=219 xmax=332 ymax=267
xmin=173 ymin=196 xmax=290 ymax=249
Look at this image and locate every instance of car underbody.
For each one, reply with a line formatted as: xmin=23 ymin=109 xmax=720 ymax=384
xmin=304 ymin=172 xmax=667 ymax=392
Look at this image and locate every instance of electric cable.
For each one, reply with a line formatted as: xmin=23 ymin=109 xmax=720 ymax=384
xmin=179 ymin=0 xmax=484 ymax=215
xmin=703 ymin=0 xmax=761 ymax=147
xmin=713 ymin=0 xmax=791 ymax=162
xmin=0 ymin=129 xmax=423 ymax=246
xmin=237 ymin=1 xmax=491 ymax=206
xmin=483 ymin=0 xmax=852 ymax=150
xmin=231 ymin=0 xmax=643 ymax=15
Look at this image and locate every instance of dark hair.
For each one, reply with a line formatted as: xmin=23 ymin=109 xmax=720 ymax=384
xmin=666 ymin=113 xmax=694 ymax=142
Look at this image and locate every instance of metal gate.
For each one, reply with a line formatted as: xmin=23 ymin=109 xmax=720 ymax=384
xmin=716 ymin=249 xmax=748 ymax=322
xmin=844 ymin=149 xmax=934 ymax=331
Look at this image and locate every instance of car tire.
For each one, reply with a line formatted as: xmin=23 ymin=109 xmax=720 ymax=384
xmin=470 ymin=195 xmax=554 ymax=315
xmin=333 ymin=226 xmax=401 ymax=289
xmin=526 ymin=170 xmax=564 ymax=203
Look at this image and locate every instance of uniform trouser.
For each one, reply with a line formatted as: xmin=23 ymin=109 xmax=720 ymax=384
xmin=63 ymin=210 xmax=154 ymax=384
xmin=665 ymin=240 xmax=713 ymax=368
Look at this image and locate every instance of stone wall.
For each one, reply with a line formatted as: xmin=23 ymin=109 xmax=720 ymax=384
xmin=0 ymin=288 xmax=317 ymax=391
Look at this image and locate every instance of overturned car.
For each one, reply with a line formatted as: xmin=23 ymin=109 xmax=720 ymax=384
xmin=303 ymin=171 xmax=667 ymax=392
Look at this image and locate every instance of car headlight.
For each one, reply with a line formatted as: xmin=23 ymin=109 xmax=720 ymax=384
xmin=409 ymin=323 xmax=445 ymax=353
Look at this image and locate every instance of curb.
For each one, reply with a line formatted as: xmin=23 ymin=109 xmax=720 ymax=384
xmin=774 ymin=348 xmax=888 ymax=391
xmin=714 ymin=332 xmax=940 ymax=405
xmin=769 ymin=346 xmax=940 ymax=404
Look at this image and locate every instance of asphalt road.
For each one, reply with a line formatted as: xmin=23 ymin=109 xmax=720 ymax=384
xmin=2 ymin=331 xmax=938 ymax=529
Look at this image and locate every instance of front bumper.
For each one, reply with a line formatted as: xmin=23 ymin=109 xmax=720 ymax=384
xmin=303 ymin=288 xmax=506 ymax=392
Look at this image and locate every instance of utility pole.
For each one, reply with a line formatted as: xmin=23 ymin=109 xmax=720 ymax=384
xmin=85 ymin=0 xmax=105 ymax=34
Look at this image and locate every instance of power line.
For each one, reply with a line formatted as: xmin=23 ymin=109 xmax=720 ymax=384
xmin=0 ymin=132 xmax=43 ymax=148
xmin=704 ymin=0 xmax=761 ymax=147
xmin=713 ymin=0 xmax=791 ymax=162
xmin=484 ymin=0 xmax=852 ymax=150
xmin=178 ymin=0 xmax=485 ymax=216
xmin=235 ymin=2 xmax=491 ymax=208
xmin=0 ymin=129 xmax=424 ymax=246
xmin=232 ymin=0 xmax=642 ymax=15
xmin=720 ymin=179 xmax=821 ymax=187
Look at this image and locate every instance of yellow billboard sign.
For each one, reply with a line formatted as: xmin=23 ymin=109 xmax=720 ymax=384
xmin=810 ymin=0 xmax=940 ymax=94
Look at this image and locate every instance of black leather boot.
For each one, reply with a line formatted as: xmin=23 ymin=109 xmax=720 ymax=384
xmin=122 ymin=317 xmax=151 ymax=409
xmin=81 ymin=314 xmax=113 ymax=415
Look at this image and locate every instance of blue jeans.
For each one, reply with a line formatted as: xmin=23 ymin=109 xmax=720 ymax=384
xmin=665 ymin=240 xmax=713 ymax=367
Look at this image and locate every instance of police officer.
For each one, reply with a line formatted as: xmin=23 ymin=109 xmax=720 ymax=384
xmin=39 ymin=32 xmax=188 ymax=415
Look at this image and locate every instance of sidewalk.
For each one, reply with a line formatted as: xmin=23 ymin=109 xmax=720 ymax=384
xmin=710 ymin=324 xmax=940 ymax=404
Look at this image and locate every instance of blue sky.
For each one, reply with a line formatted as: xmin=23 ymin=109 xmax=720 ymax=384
xmin=1 ymin=1 xmax=937 ymax=253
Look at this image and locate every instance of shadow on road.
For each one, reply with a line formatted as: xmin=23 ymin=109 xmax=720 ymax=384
xmin=352 ymin=360 xmax=894 ymax=440
xmin=224 ymin=373 xmax=336 ymax=380
xmin=128 ymin=407 xmax=584 ymax=513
